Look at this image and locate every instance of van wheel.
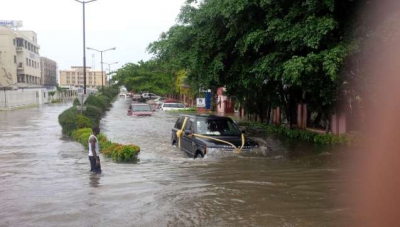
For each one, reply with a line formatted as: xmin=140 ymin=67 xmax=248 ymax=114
xmin=194 ymin=150 xmax=204 ymax=159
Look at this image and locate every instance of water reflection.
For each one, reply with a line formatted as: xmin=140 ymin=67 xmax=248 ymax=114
xmin=0 ymin=100 xmax=351 ymax=227
xmin=89 ymin=173 xmax=101 ymax=188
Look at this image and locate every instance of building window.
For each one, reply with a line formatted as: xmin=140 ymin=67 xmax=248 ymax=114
xmin=13 ymin=39 xmax=15 ymax=46
xmin=26 ymin=58 xmax=28 ymax=65
xmin=14 ymin=55 xmax=16 ymax=64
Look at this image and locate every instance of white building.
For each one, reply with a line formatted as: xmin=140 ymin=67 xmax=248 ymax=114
xmin=0 ymin=26 xmax=41 ymax=89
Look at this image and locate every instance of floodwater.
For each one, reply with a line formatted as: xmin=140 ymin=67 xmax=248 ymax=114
xmin=0 ymin=99 xmax=352 ymax=227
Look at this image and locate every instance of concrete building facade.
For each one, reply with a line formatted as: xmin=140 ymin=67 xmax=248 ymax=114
xmin=40 ymin=57 xmax=57 ymax=87
xmin=0 ymin=26 xmax=41 ymax=89
xmin=59 ymin=66 xmax=106 ymax=89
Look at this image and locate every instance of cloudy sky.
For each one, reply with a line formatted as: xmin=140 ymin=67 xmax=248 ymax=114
xmin=2 ymin=0 xmax=186 ymax=72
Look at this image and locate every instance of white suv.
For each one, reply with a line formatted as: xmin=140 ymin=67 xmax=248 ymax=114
xmin=141 ymin=93 xmax=160 ymax=100
xmin=161 ymin=102 xmax=189 ymax=111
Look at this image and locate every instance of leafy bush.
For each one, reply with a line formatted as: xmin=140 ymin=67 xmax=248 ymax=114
xmin=58 ymin=106 xmax=78 ymax=136
xmin=58 ymin=107 xmax=93 ymax=136
xmin=86 ymin=94 xmax=108 ymax=111
xmin=102 ymin=87 xmax=119 ymax=100
xmin=241 ymin=121 xmax=352 ymax=145
xmin=83 ymin=105 xmax=103 ymax=124
xmin=73 ymin=98 xmax=80 ymax=106
xmin=73 ymin=128 xmax=140 ymax=163
xmin=72 ymin=128 xmax=92 ymax=149
xmin=76 ymin=114 xmax=92 ymax=129
xmin=98 ymin=95 xmax=111 ymax=107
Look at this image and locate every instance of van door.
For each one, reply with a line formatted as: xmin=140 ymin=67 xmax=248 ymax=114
xmin=181 ymin=117 xmax=195 ymax=156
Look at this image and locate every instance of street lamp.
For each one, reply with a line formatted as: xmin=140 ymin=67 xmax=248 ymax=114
xmin=87 ymin=47 xmax=116 ymax=91
xmin=74 ymin=0 xmax=97 ymax=95
xmin=102 ymin=61 xmax=118 ymax=87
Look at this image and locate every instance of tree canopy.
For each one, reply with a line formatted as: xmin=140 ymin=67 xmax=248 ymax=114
xmin=117 ymin=0 xmax=370 ymax=126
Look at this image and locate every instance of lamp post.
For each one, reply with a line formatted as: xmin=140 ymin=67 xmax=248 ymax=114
xmin=102 ymin=62 xmax=118 ymax=87
xmin=87 ymin=47 xmax=116 ymax=91
xmin=75 ymin=0 xmax=97 ymax=95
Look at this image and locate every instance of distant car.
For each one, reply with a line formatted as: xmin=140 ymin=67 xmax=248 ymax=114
xmin=127 ymin=103 xmax=154 ymax=116
xmin=132 ymin=94 xmax=142 ymax=101
xmin=162 ymin=99 xmax=179 ymax=103
xmin=149 ymin=97 xmax=179 ymax=109
xmin=161 ymin=102 xmax=189 ymax=111
xmin=141 ymin=93 xmax=160 ymax=100
xmin=171 ymin=114 xmax=260 ymax=158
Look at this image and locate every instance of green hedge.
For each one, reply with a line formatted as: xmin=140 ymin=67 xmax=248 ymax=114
xmin=86 ymin=95 xmax=108 ymax=111
xmin=83 ymin=105 xmax=103 ymax=125
xmin=59 ymin=86 xmax=140 ymax=163
xmin=72 ymin=128 xmax=140 ymax=163
xmin=240 ymin=121 xmax=352 ymax=145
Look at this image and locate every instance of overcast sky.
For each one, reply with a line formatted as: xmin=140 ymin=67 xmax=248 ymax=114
xmin=2 ymin=0 xmax=186 ymax=72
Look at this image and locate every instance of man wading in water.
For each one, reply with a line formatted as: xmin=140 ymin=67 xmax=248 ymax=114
xmin=88 ymin=126 xmax=102 ymax=174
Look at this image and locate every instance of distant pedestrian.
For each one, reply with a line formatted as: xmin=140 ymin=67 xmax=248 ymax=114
xmin=88 ymin=126 xmax=102 ymax=174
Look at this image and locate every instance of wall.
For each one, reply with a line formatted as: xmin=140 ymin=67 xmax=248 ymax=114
xmin=0 ymin=88 xmax=76 ymax=110
xmin=0 ymin=90 xmax=38 ymax=110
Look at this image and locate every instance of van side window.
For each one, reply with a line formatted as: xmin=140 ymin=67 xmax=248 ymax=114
xmin=175 ymin=116 xmax=184 ymax=129
xmin=185 ymin=118 xmax=195 ymax=131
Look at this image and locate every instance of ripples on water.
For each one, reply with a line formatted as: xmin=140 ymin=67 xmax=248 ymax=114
xmin=0 ymin=99 xmax=350 ymax=227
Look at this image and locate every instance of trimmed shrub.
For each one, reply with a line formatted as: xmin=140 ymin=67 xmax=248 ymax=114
xmin=58 ymin=106 xmax=78 ymax=136
xmin=86 ymin=94 xmax=108 ymax=111
xmin=76 ymin=114 xmax=92 ymax=129
xmin=73 ymin=128 xmax=140 ymax=163
xmin=102 ymin=87 xmax=119 ymax=100
xmin=72 ymin=128 xmax=92 ymax=149
xmin=58 ymin=107 xmax=92 ymax=135
xmin=73 ymin=98 xmax=80 ymax=106
xmin=83 ymin=105 xmax=103 ymax=125
xmin=98 ymin=95 xmax=111 ymax=107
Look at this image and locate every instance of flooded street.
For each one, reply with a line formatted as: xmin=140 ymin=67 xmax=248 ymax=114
xmin=0 ymin=99 xmax=351 ymax=227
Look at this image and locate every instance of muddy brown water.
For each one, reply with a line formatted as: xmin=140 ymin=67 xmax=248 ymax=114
xmin=0 ymin=99 xmax=352 ymax=227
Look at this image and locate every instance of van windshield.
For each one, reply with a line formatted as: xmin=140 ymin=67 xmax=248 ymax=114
xmin=196 ymin=118 xmax=241 ymax=136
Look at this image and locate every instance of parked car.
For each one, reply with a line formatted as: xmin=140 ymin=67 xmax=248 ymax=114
xmin=132 ymin=94 xmax=142 ymax=101
xmin=148 ymin=97 xmax=179 ymax=109
xmin=161 ymin=102 xmax=189 ymax=111
xmin=127 ymin=103 xmax=154 ymax=116
xmin=171 ymin=114 xmax=259 ymax=158
xmin=141 ymin=93 xmax=160 ymax=100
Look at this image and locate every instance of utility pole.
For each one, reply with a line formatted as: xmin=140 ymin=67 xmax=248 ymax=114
xmin=74 ymin=0 xmax=97 ymax=94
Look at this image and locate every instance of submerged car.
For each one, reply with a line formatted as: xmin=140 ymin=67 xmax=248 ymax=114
xmin=171 ymin=114 xmax=259 ymax=158
xmin=127 ymin=103 xmax=154 ymax=116
xmin=161 ymin=102 xmax=189 ymax=111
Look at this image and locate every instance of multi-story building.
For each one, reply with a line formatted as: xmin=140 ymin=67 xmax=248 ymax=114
xmin=59 ymin=66 xmax=106 ymax=89
xmin=40 ymin=57 xmax=57 ymax=87
xmin=0 ymin=26 xmax=41 ymax=88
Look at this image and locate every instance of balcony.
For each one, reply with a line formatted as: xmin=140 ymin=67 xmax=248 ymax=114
xmin=16 ymin=47 xmax=23 ymax=52
xmin=17 ymin=63 xmax=24 ymax=71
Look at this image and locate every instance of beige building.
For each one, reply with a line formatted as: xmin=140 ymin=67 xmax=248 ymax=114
xmin=40 ymin=57 xmax=57 ymax=87
xmin=0 ymin=26 xmax=42 ymax=88
xmin=59 ymin=66 xmax=106 ymax=89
